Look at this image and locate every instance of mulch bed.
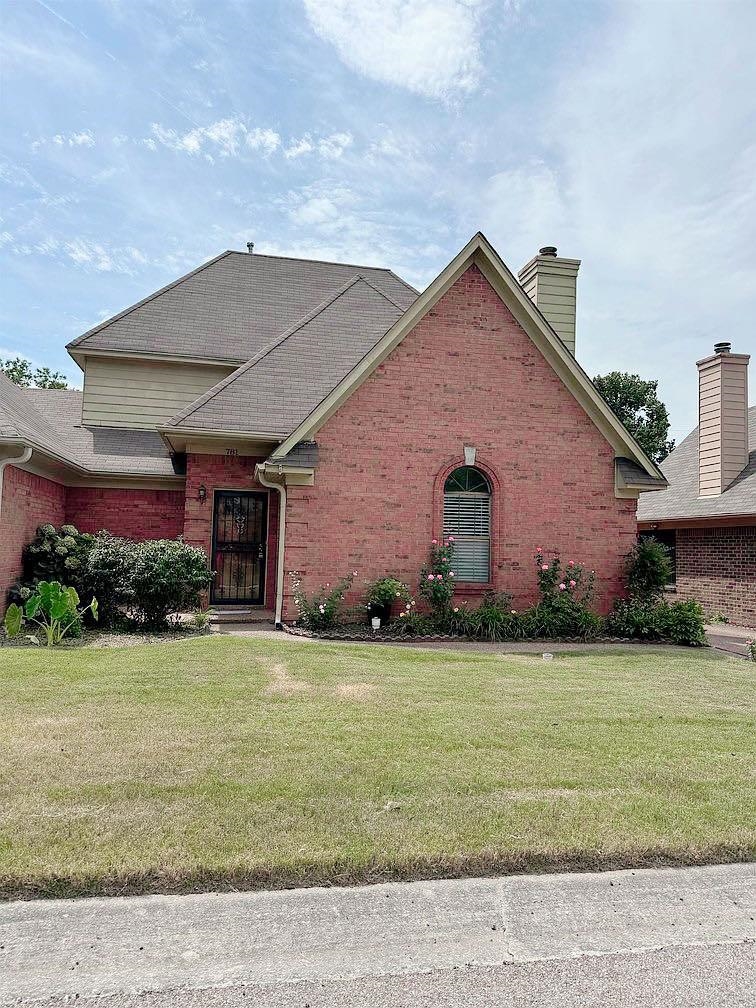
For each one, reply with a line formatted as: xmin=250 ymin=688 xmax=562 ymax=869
xmin=282 ymin=622 xmax=645 ymax=646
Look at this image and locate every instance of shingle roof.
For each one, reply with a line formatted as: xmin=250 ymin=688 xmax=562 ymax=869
xmin=67 ymin=251 xmax=417 ymax=363
xmin=637 ymin=406 xmax=756 ymax=521
xmin=0 ymin=372 xmax=63 ymax=450
xmin=167 ymin=276 xmax=405 ymax=436
xmin=0 ymin=383 xmax=176 ymax=478
xmin=616 ymin=458 xmax=667 ymax=488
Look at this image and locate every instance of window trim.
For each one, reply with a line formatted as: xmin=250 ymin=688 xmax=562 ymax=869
xmin=433 ymin=456 xmax=500 ymax=590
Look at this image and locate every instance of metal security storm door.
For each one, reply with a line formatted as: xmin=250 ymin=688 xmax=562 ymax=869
xmin=211 ymin=491 xmax=267 ymax=605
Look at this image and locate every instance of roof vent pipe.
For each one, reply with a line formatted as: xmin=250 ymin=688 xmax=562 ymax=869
xmin=539 ymin=246 xmax=558 ymax=257
xmin=714 ymin=341 xmax=731 ymax=354
xmin=246 ymin=242 xmax=255 ymax=254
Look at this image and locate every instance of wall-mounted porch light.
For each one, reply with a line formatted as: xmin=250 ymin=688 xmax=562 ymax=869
xmin=197 ymin=484 xmax=207 ymax=502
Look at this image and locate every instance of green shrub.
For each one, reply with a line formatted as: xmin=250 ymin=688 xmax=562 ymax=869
xmin=126 ymin=540 xmax=214 ymax=629
xmin=419 ymin=538 xmax=456 ymax=617
xmin=83 ymin=535 xmax=134 ymax=626
xmin=289 ymin=570 xmax=355 ymax=632
xmin=626 ymin=538 xmax=672 ymax=600
xmin=607 ymin=598 xmax=706 ymax=647
xmin=4 ymin=581 xmax=98 ymax=647
xmin=388 ymin=610 xmax=437 ymax=636
xmin=531 ymin=549 xmax=602 ymax=640
xmin=447 ymin=592 xmax=526 ymax=641
xmin=364 ymin=577 xmax=410 ymax=608
xmin=11 ymin=524 xmax=95 ymax=603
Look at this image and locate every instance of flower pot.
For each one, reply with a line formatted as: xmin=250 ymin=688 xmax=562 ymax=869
xmin=367 ymin=601 xmax=392 ymax=626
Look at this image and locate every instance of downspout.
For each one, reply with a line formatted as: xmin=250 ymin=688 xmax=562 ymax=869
xmin=0 ymin=444 xmax=33 ymax=520
xmin=255 ymin=463 xmax=286 ymax=628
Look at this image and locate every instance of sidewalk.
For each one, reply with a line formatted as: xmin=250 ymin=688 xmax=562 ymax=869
xmin=705 ymin=623 xmax=755 ymax=659
xmin=1 ymin=863 xmax=753 ymax=1004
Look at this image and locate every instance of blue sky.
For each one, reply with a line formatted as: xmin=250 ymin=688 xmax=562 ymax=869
xmin=1 ymin=0 xmax=755 ymax=438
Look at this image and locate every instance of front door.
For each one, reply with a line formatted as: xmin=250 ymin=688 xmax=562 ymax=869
xmin=211 ymin=491 xmax=268 ymax=605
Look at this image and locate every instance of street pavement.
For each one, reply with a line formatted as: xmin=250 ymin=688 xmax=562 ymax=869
xmin=1 ymin=863 xmax=754 ymax=1006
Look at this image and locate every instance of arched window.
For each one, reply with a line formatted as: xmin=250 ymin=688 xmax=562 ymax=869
xmin=443 ymin=466 xmax=491 ymax=582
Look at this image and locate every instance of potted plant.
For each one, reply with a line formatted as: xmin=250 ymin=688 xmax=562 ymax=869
xmin=364 ymin=577 xmax=410 ymax=627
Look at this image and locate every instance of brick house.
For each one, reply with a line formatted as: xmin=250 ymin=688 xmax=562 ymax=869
xmin=0 ymin=233 xmax=667 ymax=623
xmin=638 ymin=344 xmax=755 ymax=626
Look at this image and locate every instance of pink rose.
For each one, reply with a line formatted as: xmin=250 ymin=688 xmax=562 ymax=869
xmin=431 ymin=539 xmax=438 ymax=545
xmin=448 ymin=535 xmax=455 ymax=541
xmin=569 ymin=579 xmax=576 ymax=587
xmin=449 ymin=571 xmax=455 ymax=577
xmin=559 ymin=583 xmax=566 ymax=590
xmin=436 ymin=574 xmax=443 ymax=580
xmin=541 ymin=564 xmax=549 ymax=571
xmin=568 ymin=560 xmax=575 ymax=566
xmin=427 ymin=574 xmax=434 ymax=581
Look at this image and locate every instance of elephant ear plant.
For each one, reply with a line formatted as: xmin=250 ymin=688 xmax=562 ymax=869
xmin=4 ymin=580 xmax=98 ymax=647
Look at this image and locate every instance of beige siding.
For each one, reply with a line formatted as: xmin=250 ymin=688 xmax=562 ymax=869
xmin=82 ymin=357 xmax=236 ymax=429
xmin=517 ymin=255 xmax=579 ymax=356
xmin=697 ymin=353 xmax=749 ymax=496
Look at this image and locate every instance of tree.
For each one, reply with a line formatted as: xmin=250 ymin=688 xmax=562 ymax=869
xmin=1 ymin=356 xmax=68 ymax=389
xmin=593 ymin=371 xmax=675 ymax=464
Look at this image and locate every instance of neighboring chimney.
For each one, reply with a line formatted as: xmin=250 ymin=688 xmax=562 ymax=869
xmin=697 ymin=342 xmax=750 ymax=497
xmin=518 ymin=246 xmax=581 ymax=355
xmin=247 ymin=241 xmax=255 ymax=253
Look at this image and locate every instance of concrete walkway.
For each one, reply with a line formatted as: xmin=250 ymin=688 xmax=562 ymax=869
xmin=1 ymin=863 xmax=753 ymax=1004
xmin=705 ymin=622 xmax=755 ymax=659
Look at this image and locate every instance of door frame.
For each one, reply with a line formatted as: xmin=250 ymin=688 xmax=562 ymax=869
xmin=210 ymin=488 xmax=269 ymax=605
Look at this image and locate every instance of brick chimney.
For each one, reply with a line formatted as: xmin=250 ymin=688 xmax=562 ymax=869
xmin=697 ymin=342 xmax=750 ymax=497
xmin=518 ymin=246 xmax=581 ymax=355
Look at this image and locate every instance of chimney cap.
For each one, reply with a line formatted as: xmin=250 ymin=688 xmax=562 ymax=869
xmin=714 ymin=341 xmax=731 ymax=354
xmin=539 ymin=246 xmax=558 ymax=257
xmin=246 ymin=241 xmax=255 ymax=254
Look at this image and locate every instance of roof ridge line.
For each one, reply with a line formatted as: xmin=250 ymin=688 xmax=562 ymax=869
xmin=226 ymin=248 xmax=408 ymax=275
xmin=356 ymin=274 xmax=408 ymax=312
xmin=168 ymin=275 xmax=367 ymax=428
xmin=66 ymin=251 xmax=234 ymax=351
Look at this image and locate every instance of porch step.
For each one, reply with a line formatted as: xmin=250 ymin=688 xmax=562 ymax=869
xmin=208 ymin=607 xmax=275 ymax=625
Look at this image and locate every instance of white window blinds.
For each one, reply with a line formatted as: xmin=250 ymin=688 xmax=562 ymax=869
xmin=443 ymin=491 xmax=491 ymax=582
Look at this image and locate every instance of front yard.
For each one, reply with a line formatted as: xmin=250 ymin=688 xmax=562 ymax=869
xmin=1 ymin=637 xmax=753 ymax=899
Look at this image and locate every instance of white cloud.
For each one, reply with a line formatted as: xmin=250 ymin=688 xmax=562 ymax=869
xmin=62 ymin=239 xmax=150 ymax=274
xmin=284 ymin=135 xmax=314 ymax=159
xmin=33 ymin=129 xmax=95 ymax=151
xmin=149 ymin=118 xmax=280 ymax=159
xmin=303 ymin=0 xmax=487 ymax=99
xmin=479 ymin=161 xmax=567 ymax=258
xmin=69 ymin=130 xmax=95 ymax=147
xmin=477 ymin=0 xmax=756 ymax=437
xmin=317 ymin=131 xmax=353 ymax=159
xmin=289 ymin=196 xmax=342 ymax=226
xmin=246 ymin=127 xmax=281 ymax=154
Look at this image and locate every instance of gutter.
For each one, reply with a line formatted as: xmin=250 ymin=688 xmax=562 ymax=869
xmin=254 ymin=463 xmax=286 ymax=629
xmin=0 ymin=444 xmax=33 ymax=520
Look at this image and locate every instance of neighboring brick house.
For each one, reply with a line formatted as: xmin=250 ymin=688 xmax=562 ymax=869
xmin=638 ymin=345 xmax=755 ymax=627
xmin=0 ymin=233 xmax=666 ymax=622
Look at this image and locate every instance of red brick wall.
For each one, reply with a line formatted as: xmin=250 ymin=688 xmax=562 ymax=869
xmin=66 ymin=487 xmax=185 ymax=539
xmin=283 ymin=264 xmax=637 ymax=619
xmin=0 ymin=466 xmax=65 ymax=602
xmin=184 ymin=453 xmax=279 ymax=609
xmin=674 ymin=525 xmax=756 ymax=626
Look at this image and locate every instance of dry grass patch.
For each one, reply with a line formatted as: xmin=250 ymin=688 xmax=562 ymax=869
xmin=0 ymin=637 xmax=753 ymax=899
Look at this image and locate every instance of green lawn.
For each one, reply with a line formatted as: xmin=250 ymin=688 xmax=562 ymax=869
xmin=0 ymin=637 xmax=754 ymax=899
